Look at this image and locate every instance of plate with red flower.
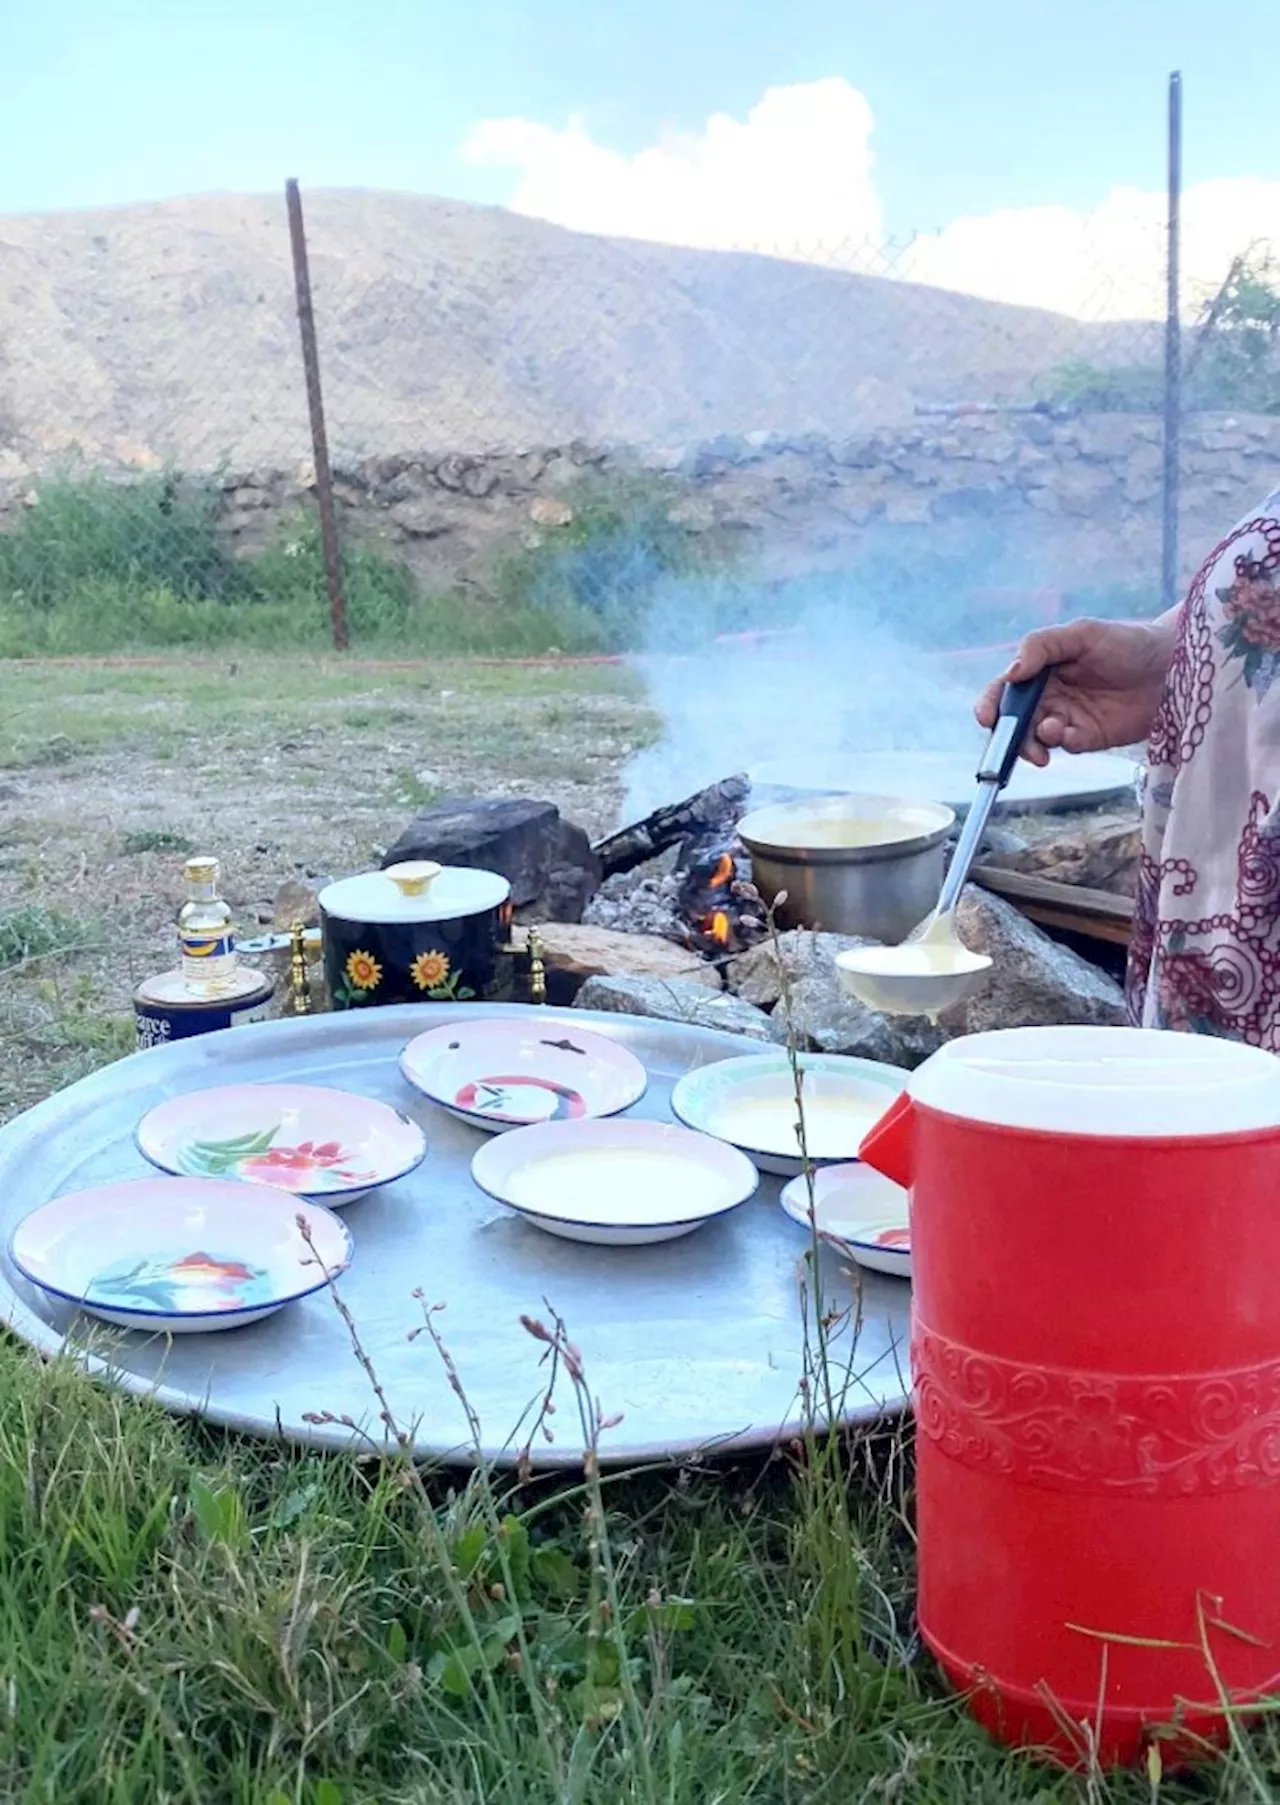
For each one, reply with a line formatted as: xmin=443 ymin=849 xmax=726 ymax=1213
xmin=8 ymin=1175 xmax=352 ymax=1332
xmin=779 ymin=1163 xmax=911 ymax=1278
xmin=399 ymin=1017 xmax=647 ymax=1133
xmin=135 ymin=1083 xmax=427 ymax=1206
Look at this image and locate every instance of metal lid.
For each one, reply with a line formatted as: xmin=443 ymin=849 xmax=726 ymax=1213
xmin=136 ymin=967 xmax=272 ymax=1007
xmin=318 ymin=861 xmax=511 ymax=926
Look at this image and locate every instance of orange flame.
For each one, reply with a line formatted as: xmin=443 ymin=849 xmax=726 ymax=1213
xmin=708 ymin=853 xmax=734 ymax=890
xmin=707 ymin=909 xmax=731 ymax=947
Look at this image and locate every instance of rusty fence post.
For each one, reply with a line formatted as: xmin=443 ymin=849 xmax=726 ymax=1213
xmin=285 ymin=178 xmax=349 ymax=651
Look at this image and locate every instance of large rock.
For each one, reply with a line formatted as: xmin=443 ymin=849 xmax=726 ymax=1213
xmin=727 ymin=931 xmax=875 ymax=1010
xmin=575 ymin=974 xmax=781 ymax=1041
xmin=531 ymin=923 xmax=721 ymax=1005
xmin=942 ymin=887 xmax=1126 ymax=1033
xmin=728 ymin=929 xmax=943 ymax=1068
xmin=382 ymin=797 xmax=599 ymax=918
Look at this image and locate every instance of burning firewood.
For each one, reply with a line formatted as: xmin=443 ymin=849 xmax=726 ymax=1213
xmin=592 ymin=775 xmax=749 ymax=879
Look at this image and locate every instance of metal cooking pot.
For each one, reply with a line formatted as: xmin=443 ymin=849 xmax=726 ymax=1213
xmin=737 ymin=794 xmax=956 ymax=943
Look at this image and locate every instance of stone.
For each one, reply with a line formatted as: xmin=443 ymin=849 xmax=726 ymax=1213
xmin=531 ymin=923 xmax=721 ymax=1005
xmin=575 ymin=974 xmax=782 ymax=1041
xmin=727 ymin=930 xmax=942 ymax=1069
xmin=727 ymin=931 xmax=875 ymax=1010
xmin=527 ymin=817 xmax=602 ymax=924
xmin=271 ymin=879 xmax=319 ymax=930
xmin=381 ymin=797 xmax=592 ymax=910
xmin=941 ymin=887 xmax=1126 ymax=1034
xmin=389 ymin=497 xmax=454 ymax=537
xmin=529 ymin=495 xmax=574 ymax=527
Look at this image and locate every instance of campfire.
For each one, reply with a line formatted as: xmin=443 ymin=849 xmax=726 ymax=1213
xmin=674 ymin=835 xmax=766 ymax=955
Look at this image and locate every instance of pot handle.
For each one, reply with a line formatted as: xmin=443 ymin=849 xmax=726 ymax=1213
xmin=385 ymin=860 xmax=442 ymax=897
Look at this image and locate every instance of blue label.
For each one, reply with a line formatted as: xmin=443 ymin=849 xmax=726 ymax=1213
xmin=180 ymin=934 xmax=235 ymax=960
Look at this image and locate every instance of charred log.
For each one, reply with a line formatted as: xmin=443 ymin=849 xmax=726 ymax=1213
xmin=592 ymin=774 xmax=749 ymax=879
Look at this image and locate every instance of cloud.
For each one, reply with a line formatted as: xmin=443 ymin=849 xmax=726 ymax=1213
xmin=464 ymin=80 xmax=1280 ymax=322
xmin=464 ymin=78 xmax=881 ymax=263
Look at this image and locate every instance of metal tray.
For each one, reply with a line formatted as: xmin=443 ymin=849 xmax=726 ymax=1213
xmin=0 ymin=1005 xmax=911 ymax=1469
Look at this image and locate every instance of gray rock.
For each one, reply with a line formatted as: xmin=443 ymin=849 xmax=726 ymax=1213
xmin=984 ymin=812 xmax=1140 ymax=897
xmin=575 ymin=974 xmax=782 ymax=1042
xmin=780 ymin=964 xmax=945 ymax=1069
xmin=942 ymin=887 xmax=1126 ymax=1034
xmin=727 ymin=929 xmax=941 ymax=1068
xmin=727 ymin=930 xmax=877 ymax=1010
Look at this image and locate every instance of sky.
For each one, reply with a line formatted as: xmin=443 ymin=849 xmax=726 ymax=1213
xmin=2 ymin=0 xmax=1277 ymax=318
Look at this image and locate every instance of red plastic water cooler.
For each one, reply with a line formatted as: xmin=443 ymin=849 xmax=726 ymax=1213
xmin=858 ymin=1025 xmax=1280 ymax=1765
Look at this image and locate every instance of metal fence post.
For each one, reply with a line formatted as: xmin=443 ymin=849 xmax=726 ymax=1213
xmin=1161 ymin=72 xmax=1183 ymax=614
xmin=285 ymin=178 xmax=349 ymax=652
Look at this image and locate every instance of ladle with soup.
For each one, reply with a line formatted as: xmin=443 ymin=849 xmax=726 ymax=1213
xmin=836 ymin=672 xmax=1052 ymax=1018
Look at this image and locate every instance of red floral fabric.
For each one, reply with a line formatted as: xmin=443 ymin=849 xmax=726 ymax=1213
xmin=1128 ymin=491 xmax=1280 ymax=1043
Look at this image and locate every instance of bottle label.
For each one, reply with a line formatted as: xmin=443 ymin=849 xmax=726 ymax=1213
xmin=180 ymin=933 xmax=236 ymax=961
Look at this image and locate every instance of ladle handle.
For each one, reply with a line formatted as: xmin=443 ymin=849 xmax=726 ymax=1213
xmin=976 ymin=669 xmax=1053 ymax=789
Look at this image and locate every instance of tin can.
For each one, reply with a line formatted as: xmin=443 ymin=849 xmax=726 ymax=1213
xmin=133 ymin=967 xmax=274 ymax=1051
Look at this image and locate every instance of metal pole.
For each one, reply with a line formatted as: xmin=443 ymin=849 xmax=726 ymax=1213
xmin=1161 ymin=73 xmax=1182 ymax=614
xmin=285 ymin=178 xmax=349 ymax=652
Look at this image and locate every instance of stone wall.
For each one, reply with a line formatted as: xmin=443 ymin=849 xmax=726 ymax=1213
xmin=9 ymin=412 xmax=1280 ymax=600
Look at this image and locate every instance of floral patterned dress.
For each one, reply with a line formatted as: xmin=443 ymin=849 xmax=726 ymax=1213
xmin=1128 ymin=487 xmax=1280 ymax=1043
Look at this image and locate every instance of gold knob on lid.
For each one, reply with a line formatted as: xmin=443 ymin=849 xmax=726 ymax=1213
xmin=385 ymin=860 xmax=441 ymax=897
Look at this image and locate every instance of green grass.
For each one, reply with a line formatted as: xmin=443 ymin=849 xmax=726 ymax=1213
xmin=0 ymin=1316 xmax=1254 ymax=1805
xmin=0 ymin=470 xmax=716 ymax=658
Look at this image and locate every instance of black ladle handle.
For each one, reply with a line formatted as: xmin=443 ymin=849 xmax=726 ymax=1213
xmin=976 ymin=669 xmax=1052 ymax=789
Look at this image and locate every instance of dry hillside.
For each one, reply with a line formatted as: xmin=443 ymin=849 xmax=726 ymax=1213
xmin=0 ymin=189 xmax=1145 ymax=474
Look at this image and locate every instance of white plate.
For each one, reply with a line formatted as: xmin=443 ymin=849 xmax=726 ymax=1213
xmin=9 ymin=1176 xmax=352 ymax=1332
xmin=470 ymin=1117 xmax=759 ymax=1246
xmin=750 ymin=749 xmax=1140 ymax=816
xmin=780 ymin=1164 xmax=911 ymax=1278
xmin=669 ymin=1052 xmax=907 ymax=1176
xmin=136 ymin=1082 xmax=427 ymax=1206
xmin=400 ymin=1016 xmax=647 ymax=1132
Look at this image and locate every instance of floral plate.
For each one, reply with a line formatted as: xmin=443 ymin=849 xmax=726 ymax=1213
xmin=136 ymin=1082 xmax=427 ymax=1206
xmin=399 ymin=1017 xmax=647 ymax=1133
xmin=779 ymin=1164 xmax=911 ymax=1278
xmin=470 ymin=1118 xmax=759 ymax=1246
xmin=669 ymin=1052 xmax=907 ymax=1176
xmin=9 ymin=1176 xmax=352 ymax=1332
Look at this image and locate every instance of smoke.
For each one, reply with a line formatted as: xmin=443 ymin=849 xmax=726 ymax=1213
xmin=617 ymin=539 xmax=1032 ymax=821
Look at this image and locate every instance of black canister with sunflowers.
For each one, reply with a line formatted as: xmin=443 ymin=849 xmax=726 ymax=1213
xmin=318 ymin=861 xmax=515 ymax=1009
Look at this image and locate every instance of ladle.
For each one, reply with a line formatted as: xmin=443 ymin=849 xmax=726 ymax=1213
xmin=835 ymin=670 xmax=1052 ymax=1018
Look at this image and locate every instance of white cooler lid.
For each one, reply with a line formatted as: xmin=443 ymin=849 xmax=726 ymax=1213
xmin=909 ymin=1025 xmax=1280 ymax=1139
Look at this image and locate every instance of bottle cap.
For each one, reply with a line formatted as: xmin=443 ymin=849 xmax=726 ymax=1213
xmin=184 ymin=856 xmax=219 ymax=883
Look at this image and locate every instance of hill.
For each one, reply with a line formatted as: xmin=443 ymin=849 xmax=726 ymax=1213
xmin=0 ymin=189 xmax=1146 ymax=474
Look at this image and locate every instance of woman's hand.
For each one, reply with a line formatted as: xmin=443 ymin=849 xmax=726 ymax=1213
xmin=975 ymin=616 xmax=1179 ymax=766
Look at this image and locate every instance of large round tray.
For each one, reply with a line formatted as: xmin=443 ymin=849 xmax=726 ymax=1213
xmin=0 ymin=1005 xmax=911 ymax=1469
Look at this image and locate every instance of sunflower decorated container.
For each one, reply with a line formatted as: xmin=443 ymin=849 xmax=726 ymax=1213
xmin=318 ymin=861 xmax=514 ymax=1010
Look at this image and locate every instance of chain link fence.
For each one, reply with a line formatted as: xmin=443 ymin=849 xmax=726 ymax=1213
xmin=0 ymin=137 xmax=1276 ymax=659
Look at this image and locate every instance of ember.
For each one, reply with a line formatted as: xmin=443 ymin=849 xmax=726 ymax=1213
xmin=675 ymin=836 xmax=767 ymax=956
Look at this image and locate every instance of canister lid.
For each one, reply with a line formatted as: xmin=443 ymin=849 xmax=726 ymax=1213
xmin=136 ymin=967 xmax=272 ymax=1007
xmin=318 ymin=862 xmax=510 ymax=926
xmin=909 ymin=1025 xmax=1280 ymax=1139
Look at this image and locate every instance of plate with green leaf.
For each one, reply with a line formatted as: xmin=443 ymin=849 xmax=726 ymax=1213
xmin=136 ymin=1083 xmax=427 ymax=1206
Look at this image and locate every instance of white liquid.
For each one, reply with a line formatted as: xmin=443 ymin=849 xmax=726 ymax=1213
xmin=505 ymin=1148 xmax=725 ymax=1224
xmin=842 ymin=943 xmax=985 ymax=976
xmin=771 ymin=814 xmax=921 ymax=849
xmin=713 ymin=1091 xmax=884 ymax=1159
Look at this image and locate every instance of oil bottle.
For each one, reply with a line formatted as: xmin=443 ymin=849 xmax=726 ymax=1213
xmin=178 ymin=856 xmax=239 ymax=996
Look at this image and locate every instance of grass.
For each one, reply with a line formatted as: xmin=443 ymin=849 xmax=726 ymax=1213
xmin=0 ymin=470 xmax=714 ymax=659
xmin=0 ymin=653 xmax=1276 ymax=1798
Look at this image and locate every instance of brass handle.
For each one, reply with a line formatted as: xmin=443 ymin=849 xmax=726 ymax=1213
xmin=500 ymin=925 xmax=547 ymax=1005
xmin=385 ymin=860 xmax=441 ymax=897
xmin=289 ymin=921 xmax=313 ymax=1015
